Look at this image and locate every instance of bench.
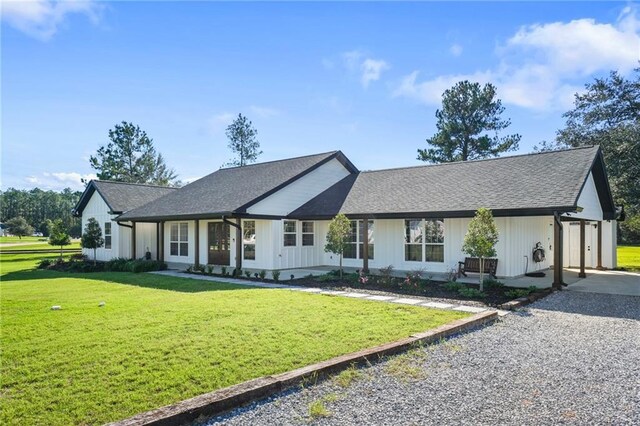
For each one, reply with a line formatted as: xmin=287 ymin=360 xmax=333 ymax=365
xmin=458 ymin=257 xmax=498 ymax=278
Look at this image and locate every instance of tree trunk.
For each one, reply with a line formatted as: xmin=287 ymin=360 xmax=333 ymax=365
xmin=339 ymin=253 xmax=343 ymax=279
xmin=59 ymin=246 xmax=63 ymax=261
xmin=479 ymin=257 xmax=484 ymax=291
xmin=93 ymin=248 xmax=97 ymax=266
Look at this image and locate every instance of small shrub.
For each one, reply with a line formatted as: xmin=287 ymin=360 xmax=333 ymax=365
xmin=258 ymin=270 xmax=266 ymax=280
xmin=528 ymin=285 xmax=539 ymax=293
xmin=221 ymin=266 xmax=227 ymax=276
xmin=443 ymin=281 xmax=465 ymax=292
xmin=484 ymin=277 xmax=504 ymax=289
xmin=69 ymin=253 xmax=86 ymax=261
xmin=231 ymin=268 xmax=238 ymax=277
xmin=358 ymin=272 xmax=368 ymax=285
xmin=458 ymin=287 xmax=486 ymax=299
xmin=254 ymin=272 xmax=259 ymax=278
xmin=290 ymin=274 xmax=295 ymax=280
xmin=271 ymin=270 xmax=281 ymax=281
xmin=376 ymin=265 xmax=395 ymax=286
xmin=403 ymin=268 xmax=424 ymax=289
xmin=186 ymin=265 xmax=193 ymax=273
xmin=206 ymin=264 xmax=214 ymax=275
xmin=506 ymin=288 xmax=532 ymax=299
xmin=244 ymin=270 xmax=251 ymax=278
xmin=38 ymin=258 xmax=52 ymax=269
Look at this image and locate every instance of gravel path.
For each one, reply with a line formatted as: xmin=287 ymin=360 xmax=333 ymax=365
xmin=203 ymin=291 xmax=639 ymax=425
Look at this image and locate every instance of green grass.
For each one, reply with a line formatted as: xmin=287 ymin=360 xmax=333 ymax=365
xmin=0 ymin=236 xmax=48 ymax=244
xmin=0 ymin=242 xmax=82 ymax=251
xmin=1 ymin=252 xmax=469 ymax=425
xmin=617 ymin=245 xmax=640 ymax=271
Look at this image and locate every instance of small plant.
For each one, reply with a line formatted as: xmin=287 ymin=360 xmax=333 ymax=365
xmin=244 ymin=270 xmax=251 ymax=278
xmin=290 ymin=274 xmax=295 ymax=280
xmin=527 ymin=285 xmax=539 ymax=293
xmin=231 ymin=268 xmax=238 ymax=277
xmin=358 ymin=271 xmax=368 ymax=285
xmin=446 ymin=268 xmax=459 ymax=282
xmin=258 ymin=270 xmax=266 ymax=280
xmin=254 ymin=272 xmax=259 ymax=278
xmin=385 ymin=351 xmax=427 ymax=382
xmin=483 ymin=276 xmax=504 ymax=289
xmin=221 ymin=266 xmax=227 ymax=276
xmin=186 ymin=265 xmax=193 ymax=273
xmin=37 ymin=258 xmax=52 ymax=269
xmin=206 ymin=264 xmax=214 ymax=275
xmin=377 ymin=265 xmax=395 ymax=286
xmin=458 ymin=287 xmax=487 ymax=299
xmin=196 ymin=264 xmax=205 ymax=273
xmin=271 ymin=270 xmax=281 ymax=281
xmin=505 ymin=289 xmax=530 ymax=299
xmin=308 ymin=400 xmax=330 ymax=419
xmin=444 ymin=281 xmax=465 ymax=291
xmin=333 ymin=365 xmax=363 ymax=388
xmin=403 ymin=268 xmax=424 ymax=289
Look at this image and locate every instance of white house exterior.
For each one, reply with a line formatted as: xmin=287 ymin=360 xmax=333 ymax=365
xmin=74 ymin=147 xmax=619 ymax=289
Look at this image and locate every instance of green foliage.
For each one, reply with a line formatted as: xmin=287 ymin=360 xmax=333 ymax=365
xmin=103 ymin=258 xmax=167 ymax=273
xmin=2 ymin=251 xmax=468 ymax=425
xmin=48 ymin=219 xmax=71 ymax=260
xmin=220 ymin=266 xmax=227 ymax=276
xmin=225 ymin=113 xmax=262 ymax=167
xmin=457 ymin=287 xmax=486 ymax=299
xmin=462 ymin=208 xmax=499 ymax=290
xmin=206 ymin=264 xmax=215 ymax=275
xmin=271 ymin=270 xmax=281 ymax=281
xmin=81 ymin=218 xmax=104 ymax=265
xmin=377 ymin=265 xmax=395 ymax=286
xmin=0 ymin=187 xmax=81 ymax=236
xmin=333 ymin=365 xmax=363 ymax=388
xmin=325 ymin=213 xmax=352 ymax=278
xmin=418 ymin=81 xmax=520 ymax=163
xmin=620 ymin=215 xmax=640 ymax=245
xmin=37 ymin=258 xmax=53 ymax=269
xmin=5 ymin=216 xmax=34 ymax=239
xmin=39 ymin=219 xmax=53 ymax=237
xmin=483 ymin=276 xmax=504 ymax=289
xmin=244 ymin=270 xmax=251 ymax=278
xmin=308 ymin=400 xmax=330 ymax=418
xmin=505 ymin=289 xmax=531 ymax=299
xmin=89 ymin=121 xmax=178 ymax=185
xmin=444 ymin=281 xmax=465 ymax=291
xmin=258 ymin=270 xmax=266 ymax=280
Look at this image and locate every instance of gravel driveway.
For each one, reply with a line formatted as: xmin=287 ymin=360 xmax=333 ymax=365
xmin=203 ymin=291 xmax=639 ymax=425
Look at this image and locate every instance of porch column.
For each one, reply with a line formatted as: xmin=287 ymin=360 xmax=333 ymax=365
xmin=579 ymin=219 xmax=586 ymax=278
xmin=131 ymin=222 xmax=137 ymax=260
xmin=552 ymin=213 xmax=563 ymax=290
xmin=156 ymin=223 xmax=160 ymax=260
xmin=159 ymin=221 xmax=165 ymax=262
xmin=362 ymin=220 xmax=369 ymax=274
xmin=194 ymin=220 xmax=200 ymax=268
xmin=596 ymin=221 xmax=604 ymax=270
xmin=235 ymin=218 xmax=242 ymax=273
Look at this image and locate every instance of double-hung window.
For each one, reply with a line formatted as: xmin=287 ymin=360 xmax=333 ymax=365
xmin=302 ymin=221 xmax=314 ymax=246
xmin=243 ymin=221 xmax=256 ymax=260
xmin=104 ymin=222 xmax=112 ymax=249
xmin=283 ymin=220 xmax=297 ymax=246
xmin=170 ymin=222 xmax=189 ymax=256
xmin=404 ymin=219 xmax=444 ymax=262
xmin=343 ymin=220 xmax=374 ymax=259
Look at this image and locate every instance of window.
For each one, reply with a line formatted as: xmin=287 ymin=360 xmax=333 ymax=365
xmin=344 ymin=220 xmax=374 ymax=259
xmin=302 ymin=221 xmax=314 ymax=246
xmin=243 ymin=221 xmax=256 ymax=260
xmin=170 ymin=222 xmax=189 ymax=257
xmin=404 ymin=219 xmax=444 ymax=262
xmin=283 ymin=220 xmax=297 ymax=246
xmin=104 ymin=222 xmax=112 ymax=249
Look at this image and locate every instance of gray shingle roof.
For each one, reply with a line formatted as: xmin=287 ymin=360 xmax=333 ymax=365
xmin=117 ymin=151 xmax=352 ymax=221
xmin=73 ymin=181 xmax=177 ymax=216
xmin=291 ymin=146 xmax=607 ymax=218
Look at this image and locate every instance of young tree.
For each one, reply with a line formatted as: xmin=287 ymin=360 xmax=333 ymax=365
xmin=81 ymin=218 xmax=104 ymax=265
xmin=5 ymin=216 xmax=34 ymax=239
xmin=89 ymin=121 xmax=178 ymax=185
xmin=48 ymin=219 xmax=71 ymax=260
xmin=462 ymin=208 xmax=499 ymax=291
xmin=225 ymin=113 xmax=262 ymax=167
xmin=418 ymin=81 xmax=521 ymax=163
xmin=324 ymin=213 xmax=351 ymax=279
xmin=40 ymin=219 xmax=54 ymax=237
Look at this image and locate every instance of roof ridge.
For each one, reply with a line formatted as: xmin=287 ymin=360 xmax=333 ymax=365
xmin=359 ymin=145 xmax=599 ymax=174
xmin=219 ymin=151 xmax=338 ymax=171
xmin=93 ymin=180 xmax=178 ymax=189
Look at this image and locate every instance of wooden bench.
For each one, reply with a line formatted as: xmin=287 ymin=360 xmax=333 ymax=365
xmin=458 ymin=257 xmax=498 ymax=278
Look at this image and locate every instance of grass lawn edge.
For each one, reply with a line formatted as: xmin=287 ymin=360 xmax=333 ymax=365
xmin=109 ymin=310 xmax=498 ymax=426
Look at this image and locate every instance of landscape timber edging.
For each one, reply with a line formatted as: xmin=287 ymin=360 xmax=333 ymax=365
xmin=107 ymin=310 xmax=498 ymax=426
xmin=498 ymin=289 xmax=553 ymax=311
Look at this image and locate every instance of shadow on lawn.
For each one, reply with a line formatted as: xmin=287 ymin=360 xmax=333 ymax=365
xmin=1 ymin=268 xmax=258 ymax=293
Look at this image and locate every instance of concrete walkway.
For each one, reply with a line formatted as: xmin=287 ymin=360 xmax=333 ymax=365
xmin=567 ymin=269 xmax=640 ymax=296
xmin=150 ymin=270 xmax=509 ymax=316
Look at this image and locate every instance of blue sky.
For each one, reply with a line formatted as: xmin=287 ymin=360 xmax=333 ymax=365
xmin=2 ymin=1 xmax=639 ymax=191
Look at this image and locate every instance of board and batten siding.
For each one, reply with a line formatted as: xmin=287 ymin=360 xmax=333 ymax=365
xmin=563 ymin=219 xmax=617 ymax=269
xmin=567 ymin=172 xmax=603 ymax=221
xmin=246 ymin=158 xmax=351 ymax=216
xmin=81 ymin=191 xmax=121 ymax=261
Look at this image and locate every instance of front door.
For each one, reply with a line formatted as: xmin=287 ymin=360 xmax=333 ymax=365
xmin=208 ymin=222 xmax=230 ymax=265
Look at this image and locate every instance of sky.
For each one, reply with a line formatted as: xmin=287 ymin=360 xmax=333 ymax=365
xmin=2 ymin=1 xmax=639 ymax=191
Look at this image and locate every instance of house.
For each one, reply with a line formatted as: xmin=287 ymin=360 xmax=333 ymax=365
xmin=73 ymin=146 xmax=618 ymax=289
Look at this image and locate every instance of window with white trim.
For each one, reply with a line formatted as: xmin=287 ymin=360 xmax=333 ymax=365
xmin=404 ymin=219 xmax=444 ymax=262
xmin=243 ymin=221 xmax=256 ymax=260
xmin=283 ymin=220 xmax=296 ymax=246
xmin=170 ymin=222 xmax=189 ymax=256
xmin=302 ymin=221 xmax=314 ymax=246
xmin=104 ymin=222 xmax=112 ymax=249
xmin=343 ymin=220 xmax=374 ymax=259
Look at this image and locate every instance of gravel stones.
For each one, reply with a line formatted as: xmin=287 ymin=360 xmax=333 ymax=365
xmin=203 ymin=291 xmax=640 ymax=425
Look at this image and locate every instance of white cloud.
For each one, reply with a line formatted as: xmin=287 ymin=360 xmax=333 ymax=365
xmin=449 ymin=43 xmax=463 ymax=57
xmin=361 ymin=58 xmax=390 ymax=88
xmin=1 ymin=0 xmax=103 ymax=41
xmin=249 ymin=105 xmax=279 ymax=118
xmin=206 ymin=112 xmax=235 ymax=135
xmin=341 ymin=50 xmax=390 ymax=88
xmin=25 ymin=171 xmax=97 ymax=190
xmin=394 ymin=7 xmax=640 ymax=111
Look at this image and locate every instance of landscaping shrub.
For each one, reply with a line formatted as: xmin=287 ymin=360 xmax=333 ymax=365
xmin=69 ymin=253 xmax=87 ymax=262
xmin=377 ymin=265 xmax=395 ymax=286
xmin=37 ymin=259 xmax=53 ymax=269
xmin=505 ymin=289 xmax=531 ymax=299
xmin=458 ymin=287 xmax=486 ymax=299
xmin=258 ymin=270 xmax=266 ymax=280
xmin=271 ymin=270 xmax=281 ymax=281
xmin=104 ymin=258 xmax=166 ymax=273
xmin=221 ymin=266 xmax=227 ymax=276
xmin=206 ymin=264 xmax=214 ymax=275
xmin=444 ymin=281 xmax=465 ymax=291
xmin=483 ymin=277 xmax=504 ymax=288
xmin=244 ymin=270 xmax=251 ymax=278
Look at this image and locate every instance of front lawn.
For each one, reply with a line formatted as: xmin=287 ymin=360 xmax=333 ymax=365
xmin=0 ymin=241 xmax=82 ymax=252
xmin=1 ymin=253 xmax=468 ymax=425
xmin=617 ymin=245 xmax=640 ymax=271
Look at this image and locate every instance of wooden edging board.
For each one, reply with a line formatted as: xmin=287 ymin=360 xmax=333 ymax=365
xmin=109 ymin=310 xmax=498 ymax=426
